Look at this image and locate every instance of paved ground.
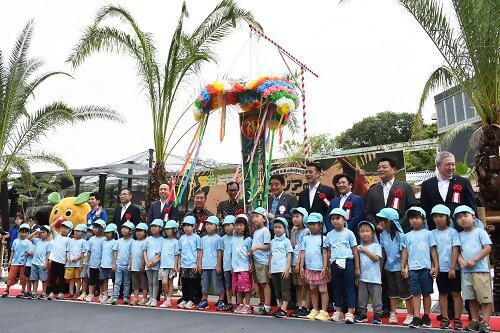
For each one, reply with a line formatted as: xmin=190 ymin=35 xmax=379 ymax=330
xmin=0 ymin=298 xmax=442 ymax=333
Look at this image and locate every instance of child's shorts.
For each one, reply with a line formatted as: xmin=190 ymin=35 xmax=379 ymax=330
xmin=409 ymin=269 xmax=433 ymax=295
xmin=99 ymin=268 xmax=114 ymax=280
xmin=223 ymin=271 xmax=232 ymax=289
xmin=461 ymin=272 xmax=492 ymax=304
xmin=291 ymin=266 xmax=306 ymax=286
xmin=271 ymin=272 xmax=291 ymax=301
xmin=24 ymin=266 xmax=32 ymax=278
xmin=304 ymin=269 xmax=328 ymax=292
xmin=252 ymin=262 xmax=270 ymax=284
xmin=201 ymin=269 xmax=224 ymax=295
xmin=158 ymin=268 xmax=176 ymax=280
xmin=64 ymin=267 xmax=81 ymax=280
xmin=80 ymin=266 xmax=89 ymax=279
xmin=88 ymin=268 xmax=102 ymax=286
xmin=385 ymin=270 xmax=411 ymax=299
xmin=180 ymin=267 xmax=200 ymax=279
xmin=232 ymin=271 xmax=252 ymax=293
xmin=7 ymin=265 xmax=26 ymax=286
xmin=131 ymin=271 xmax=148 ymax=291
xmin=30 ymin=264 xmax=48 ymax=282
xmin=436 ymin=271 xmax=461 ymax=294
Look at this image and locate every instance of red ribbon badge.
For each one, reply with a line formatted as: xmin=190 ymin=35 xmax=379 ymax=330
xmin=391 ymin=188 xmax=402 ymax=210
xmin=198 ymin=215 xmax=206 ymax=232
xmin=235 ymin=208 xmax=244 ymax=215
xmin=344 ymin=201 xmax=353 ymax=220
xmin=318 ymin=192 xmax=330 ymax=207
xmin=125 ymin=213 xmax=132 ymax=221
xmin=163 ymin=207 xmax=171 ymax=221
xmin=452 ymin=184 xmax=462 ymax=204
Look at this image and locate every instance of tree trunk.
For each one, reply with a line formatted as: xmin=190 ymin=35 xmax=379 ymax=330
xmin=144 ymin=162 xmax=168 ymax=221
xmin=475 ymin=123 xmax=500 ymax=210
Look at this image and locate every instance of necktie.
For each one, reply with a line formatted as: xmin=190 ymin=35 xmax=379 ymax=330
xmin=271 ymin=197 xmax=279 ymax=215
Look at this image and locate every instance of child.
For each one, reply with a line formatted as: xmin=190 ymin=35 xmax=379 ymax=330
xmin=231 ymin=214 xmax=253 ymax=314
xmin=77 ymin=226 xmax=93 ymax=301
xmin=430 ymin=204 xmax=463 ymax=330
xmin=269 ymin=217 xmax=293 ymax=318
xmin=48 ymin=220 xmax=73 ymax=300
xmin=28 ymin=225 xmax=51 ymax=299
xmin=354 ymin=221 xmax=383 ymax=324
xmin=24 ymin=235 xmax=35 ymax=298
xmin=455 ymin=205 xmax=492 ymax=333
xmin=159 ymin=220 xmax=179 ymax=308
xmin=325 ymin=208 xmax=359 ymax=324
xmin=401 ymin=207 xmax=439 ymax=328
xmin=130 ymin=222 xmax=149 ymax=306
xmin=198 ymin=216 xmax=225 ymax=310
xmin=100 ymin=223 xmax=117 ymax=304
xmin=144 ymin=219 xmax=164 ymax=307
xmin=290 ymin=207 xmax=310 ymax=318
xmin=85 ymin=219 xmax=106 ymax=302
xmin=7 ymin=214 xmax=22 ymax=259
xmin=250 ymin=207 xmax=272 ymax=315
xmin=377 ymin=208 xmax=413 ymax=326
xmin=300 ymin=213 xmax=330 ymax=321
xmin=111 ymin=221 xmax=134 ymax=305
xmin=2 ymin=223 xmax=31 ymax=298
xmin=178 ymin=215 xmax=202 ymax=309
xmin=221 ymin=215 xmax=236 ymax=311
xmin=65 ymin=223 xmax=87 ymax=299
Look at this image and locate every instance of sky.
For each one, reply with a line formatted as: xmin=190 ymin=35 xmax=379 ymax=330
xmin=1 ymin=0 xmax=446 ymax=171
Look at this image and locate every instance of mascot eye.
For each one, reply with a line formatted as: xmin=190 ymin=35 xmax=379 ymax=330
xmin=65 ymin=209 xmax=72 ymax=217
xmin=54 ymin=208 xmax=59 ymax=215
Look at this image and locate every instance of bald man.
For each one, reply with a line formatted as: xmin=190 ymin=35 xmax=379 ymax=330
xmin=146 ymin=183 xmax=180 ymax=224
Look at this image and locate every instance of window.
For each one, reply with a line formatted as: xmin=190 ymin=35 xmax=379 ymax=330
xmin=436 ymin=101 xmax=446 ymax=128
xmin=464 ymin=93 xmax=476 ymax=119
xmin=445 ymin=97 xmax=455 ymax=125
xmin=454 ymin=94 xmax=465 ymax=122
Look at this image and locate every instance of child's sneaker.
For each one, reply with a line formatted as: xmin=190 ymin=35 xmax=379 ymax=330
xmin=233 ymin=304 xmax=244 ymax=313
xmin=47 ymin=292 xmax=54 ymax=300
xmin=98 ymin=294 xmax=103 ymax=303
xmin=105 ymin=296 xmax=114 ymax=304
xmin=122 ymin=298 xmax=129 ymax=305
xmin=85 ymin=294 xmax=93 ymax=302
xmin=330 ymin=311 xmax=345 ymax=322
xmin=100 ymin=295 xmax=108 ymax=304
xmin=403 ymin=314 xmax=414 ymax=326
xmin=421 ymin=314 xmax=432 ymax=328
xmin=273 ymin=309 xmax=288 ymax=318
xmin=185 ymin=300 xmax=195 ymax=309
xmin=390 ymin=312 xmax=399 ymax=325
xmin=372 ymin=313 xmax=382 ymax=325
xmin=76 ymin=293 xmax=86 ymax=301
xmin=31 ymin=292 xmax=38 ymax=299
xmin=131 ymin=298 xmax=139 ymax=306
xmin=144 ymin=298 xmax=152 ymax=306
xmin=1 ymin=291 xmax=8 ymax=298
xmin=409 ymin=316 xmax=422 ymax=328
xmin=215 ymin=299 xmax=225 ymax=311
xmin=241 ymin=305 xmax=253 ymax=314
xmin=315 ymin=310 xmax=330 ymax=321
xmin=354 ymin=313 xmax=368 ymax=323
xmin=440 ymin=317 xmax=450 ymax=329
xmin=39 ymin=292 xmax=47 ymax=299
xmin=263 ymin=305 xmax=272 ymax=315
xmin=160 ymin=299 xmax=171 ymax=308
xmin=57 ymin=292 xmax=64 ymax=300
xmin=111 ymin=299 xmax=118 ymax=305
xmin=466 ymin=320 xmax=480 ymax=331
xmin=177 ymin=300 xmax=187 ymax=309
xmin=138 ymin=298 xmax=146 ymax=306
xmin=478 ymin=321 xmax=490 ymax=333
xmin=344 ymin=313 xmax=355 ymax=324
xmin=149 ymin=299 xmax=157 ymax=307
xmin=452 ymin=319 xmax=463 ymax=330
xmin=306 ymin=309 xmax=319 ymax=320
xmin=223 ymin=303 xmax=233 ymax=312
xmin=16 ymin=292 xmax=25 ymax=298
xmin=197 ymin=299 xmax=209 ymax=310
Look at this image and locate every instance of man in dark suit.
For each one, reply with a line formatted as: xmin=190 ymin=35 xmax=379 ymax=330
xmin=146 ymin=183 xmax=180 ymax=224
xmin=365 ymin=157 xmax=416 ymax=233
xmin=420 ymin=151 xmax=477 ymax=231
xmin=267 ymin=174 xmax=298 ymax=235
xmin=113 ymin=187 xmax=141 ymax=230
xmin=298 ymin=161 xmax=335 ymax=224
xmin=329 ymin=173 xmax=365 ymax=235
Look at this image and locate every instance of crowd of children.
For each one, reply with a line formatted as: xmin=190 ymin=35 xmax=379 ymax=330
xmin=1 ymin=203 xmax=493 ymax=332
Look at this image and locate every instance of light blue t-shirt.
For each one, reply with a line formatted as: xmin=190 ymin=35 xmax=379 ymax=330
xmin=87 ymin=236 xmax=105 ymax=269
xmin=49 ymin=231 xmax=71 ymax=264
xmin=380 ymin=231 xmax=406 ymax=272
xmin=270 ymin=235 xmax=293 ymax=273
xmin=231 ymin=236 xmax=252 ymax=272
xmin=160 ymin=238 xmax=179 ymax=269
xmin=100 ymin=238 xmax=116 ymax=269
xmin=292 ymin=228 xmax=310 ymax=266
xmin=459 ymin=228 xmax=492 ymax=273
xmin=324 ymin=228 xmax=357 ymax=261
xmin=358 ymin=243 xmax=382 ymax=284
xmin=25 ymin=242 xmax=35 ymax=267
xmin=301 ymin=234 xmax=326 ymax=271
xmin=11 ymin=238 xmax=31 ymax=265
xmin=130 ymin=239 xmax=145 ymax=272
xmin=179 ymin=233 xmax=201 ymax=269
xmin=432 ymin=228 xmax=460 ymax=272
xmin=403 ymin=229 xmax=436 ymax=270
xmin=201 ymin=234 xmax=222 ymax=270
xmin=113 ymin=237 xmax=133 ymax=270
xmin=222 ymin=234 xmax=233 ymax=272
xmin=252 ymin=227 xmax=271 ymax=265
xmin=66 ymin=238 xmax=86 ymax=268
xmin=144 ymin=236 xmax=163 ymax=271
xmin=31 ymin=238 xmax=52 ymax=267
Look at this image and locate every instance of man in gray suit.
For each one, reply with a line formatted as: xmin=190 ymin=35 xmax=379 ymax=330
xmin=267 ymin=174 xmax=297 ymax=235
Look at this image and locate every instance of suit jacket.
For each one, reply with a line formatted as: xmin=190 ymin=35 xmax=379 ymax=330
xmin=298 ymin=183 xmax=336 ymax=226
xmin=146 ymin=200 xmax=180 ymax=224
xmin=420 ymin=175 xmax=477 ymax=230
xmin=267 ymin=191 xmax=298 ymax=225
xmin=328 ymin=193 xmax=366 ymax=234
xmin=365 ymin=180 xmax=416 ymax=233
xmin=113 ymin=203 xmax=142 ymax=230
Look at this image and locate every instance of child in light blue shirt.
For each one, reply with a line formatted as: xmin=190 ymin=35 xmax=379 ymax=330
xmin=231 ymin=214 xmax=253 ymax=314
xmin=99 ymin=225 xmax=117 ymax=303
xmin=85 ymin=220 xmax=105 ymax=303
xmin=159 ymin=220 xmax=179 ymax=308
xmin=24 ymin=241 xmax=35 ymax=297
xmin=178 ymin=216 xmax=202 ymax=309
xmin=65 ymin=224 xmax=86 ymax=298
xmin=130 ymin=222 xmax=148 ymax=306
xmin=221 ymin=215 xmax=235 ymax=311
xmin=290 ymin=207 xmax=310 ymax=316
xmin=144 ymin=219 xmax=164 ymax=307
xmin=29 ymin=226 xmax=51 ymax=298
xmin=111 ymin=222 xmax=134 ymax=305
xmin=3 ymin=223 xmax=31 ymax=298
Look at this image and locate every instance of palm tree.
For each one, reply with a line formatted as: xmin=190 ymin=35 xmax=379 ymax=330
xmin=0 ymin=21 xmax=122 ymax=229
xmin=67 ymin=0 xmax=261 ymax=213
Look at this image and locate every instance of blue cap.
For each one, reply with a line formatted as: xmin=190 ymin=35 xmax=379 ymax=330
xmin=151 ymin=219 xmax=164 ymax=228
xmin=252 ymin=207 xmax=268 ymax=220
xmin=122 ymin=221 xmax=135 ymax=231
xmin=135 ymin=222 xmax=148 ymax=232
xmin=206 ymin=215 xmax=220 ymax=225
xmin=74 ymin=224 xmax=87 ymax=232
xmin=92 ymin=219 xmax=106 ymax=229
xmin=40 ymin=225 xmax=51 ymax=233
xmin=272 ymin=217 xmax=288 ymax=229
xmin=290 ymin=207 xmax=309 ymax=226
xmin=164 ymin=220 xmax=178 ymax=229
xmin=376 ymin=208 xmax=399 ymax=222
xmin=104 ymin=224 xmax=117 ymax=233
xmin=329 ymin=208 xmax=348 ymax=220
xmin=19 ymin=223 xmax=30 ymax=231
xmin=306 ymin=212 xmax=324 ymax=224
xmin=223 ymin=215 xmax=236 ymax=225
xmin=406 ymin=206 xmax=426 ymax=219
xmin=358 ymin=220 xmax=375 ymax=232
xmin=182 ymin=215 xmax=196 ymax=225
xmin=453 ymin=205 xmax=475 ymax=218
xmin=61 ymin=221 xmax=74 ymax=230
xmin=86 ymin=225 xmax=93 ymax=231
xmin=431 ymin=204 xmax=451 ymax=217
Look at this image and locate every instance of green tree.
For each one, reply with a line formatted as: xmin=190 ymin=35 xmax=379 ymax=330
xmin=67 ymin=1 xmax=260 ymax=212
xmin=281 ymin=134 xmax=336 ymax=161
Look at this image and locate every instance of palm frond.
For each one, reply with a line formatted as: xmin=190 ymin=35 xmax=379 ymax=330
xmin=72 ymin=105 xmax=124 ymax=123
